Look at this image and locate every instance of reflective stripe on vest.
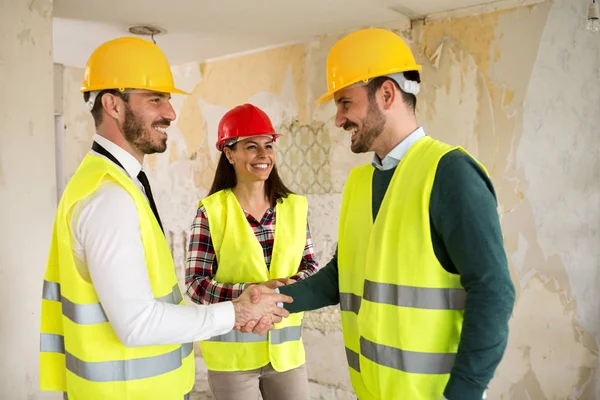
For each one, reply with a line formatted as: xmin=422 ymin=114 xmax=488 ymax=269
xmin=340 ymin=281 xmax=466 ymax=314
xmin=42 ymin=280 xmax=182 ymax=324
xmin=360 ymin=337 xmax=455 ymax=375
xmin=340 ymin=293 xmax=361 ymax=314
xmin=40 ymin=154 xmax=194 ymax=399
xmin=340 ymin=280 xmax=464 ymax=376
xmin=207 ymin=326 xmax=302 ymax=345
xmin=63 ymin=390 xmax=192 ymax=399
xmin=40 ymin=332 xmax=193 ymax=382
xmin=41 ymin=279 xmax=191 ymax=382
xmin=345 ymin=347 xmax=361 ymax=372
xmin=198 ymin=189 xmax=307 ymax=372
xmin=363 ymin=280 xmax=466 ymax=310
xmin=337 ymin=137 xmax=486 ymax=399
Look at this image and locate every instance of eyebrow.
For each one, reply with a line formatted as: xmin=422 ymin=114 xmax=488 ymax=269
xmin=335 ymin=96 xmax=351 ymax=104
xmin=143 ymin=92 xmax=171 ymax=100
xmin=245 ymin=140 xmax=274 ymax=145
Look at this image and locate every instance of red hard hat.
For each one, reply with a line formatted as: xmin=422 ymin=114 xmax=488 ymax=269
xmin=216 ymin=104 xmax=281 ymax=151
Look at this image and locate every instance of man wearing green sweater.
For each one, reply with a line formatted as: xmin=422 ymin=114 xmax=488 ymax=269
xmin=257 ymin=28 xmax=515 ymax=400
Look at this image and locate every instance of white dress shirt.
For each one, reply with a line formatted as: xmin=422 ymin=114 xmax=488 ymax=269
xmin=69 ymin=133 xmax=235 ymax=347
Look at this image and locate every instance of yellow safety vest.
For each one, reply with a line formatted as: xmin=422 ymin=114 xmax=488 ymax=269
xmin=39 ymin=154 xmax=194 ymax=400
xmin=198 ymin=189 xmax=306 ymax=372
xmin=338 ymin=136 xmax=488 ymax=400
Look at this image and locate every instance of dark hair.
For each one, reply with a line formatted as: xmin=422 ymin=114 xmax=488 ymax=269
xmin=83 ymin=89 xmax=130 ymax=127
xmin=366 ymin=71 xmax=421 ymax=112
xmin=208 ymin=144 xmax=294 ymax=206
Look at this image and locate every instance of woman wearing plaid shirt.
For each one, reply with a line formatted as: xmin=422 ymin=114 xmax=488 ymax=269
xmin=185 ymin=104 xmax=318 ymax=400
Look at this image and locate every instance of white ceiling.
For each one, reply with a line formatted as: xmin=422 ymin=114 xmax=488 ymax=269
xmin=53 ymin=0 xmax=507 ymax=68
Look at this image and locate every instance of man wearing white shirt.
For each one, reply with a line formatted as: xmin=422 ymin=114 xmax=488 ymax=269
xmin=39 ymin=37 xmax=291 ymax=400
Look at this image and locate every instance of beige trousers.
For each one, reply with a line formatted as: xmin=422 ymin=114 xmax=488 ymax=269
xmin=207 ymin=363 xmax=310 ymax=400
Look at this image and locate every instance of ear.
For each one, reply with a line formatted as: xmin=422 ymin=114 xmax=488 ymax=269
xmin=102 ymin=93 xmax=125 ymax=121
xmin=380 ymin=80 xmax=397 ymax=111
xmin=223 ymin=147 xmax=235 ymax=164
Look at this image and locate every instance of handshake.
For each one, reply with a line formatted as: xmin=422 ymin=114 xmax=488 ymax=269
xmin=230 ymin=278 xmax=296 ymax=336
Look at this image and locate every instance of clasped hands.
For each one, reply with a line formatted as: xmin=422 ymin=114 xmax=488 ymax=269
xmin=231 ymin=278 xmax=296 ymax=336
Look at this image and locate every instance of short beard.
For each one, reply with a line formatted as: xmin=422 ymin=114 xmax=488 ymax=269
xmin=123 ymin=103 xmax=168 ymax=155
xmin=348 ymin=100 xmax=386 ymax=154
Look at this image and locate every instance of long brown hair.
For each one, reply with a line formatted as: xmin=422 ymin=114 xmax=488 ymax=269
xmin=207 ymin=143 xmax=293 ymax=206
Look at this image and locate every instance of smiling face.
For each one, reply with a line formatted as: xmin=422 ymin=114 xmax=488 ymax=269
xmin=121 ymin=91 xmax=176 ymax=155
xmin=334 ymin=85 xmax=386 ymax=154
xmin=224 ymin=136 xmax=275 ymax=183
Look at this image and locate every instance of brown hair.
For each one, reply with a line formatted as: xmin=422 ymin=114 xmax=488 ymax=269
xmin=83 ymin=89 xmax=130 ymax=128
xmin=208 ymin=143 xmax=293 ymax=206
xmin=366 ymin=71 xmax=421 ymax=112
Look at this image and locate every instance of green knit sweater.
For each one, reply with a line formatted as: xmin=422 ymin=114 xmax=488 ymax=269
xmin=279 ymin=149 xmax=515 ymax=400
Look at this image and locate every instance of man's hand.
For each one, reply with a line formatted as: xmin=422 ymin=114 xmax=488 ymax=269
xmin=262 ymin=278 xmax=296 ymax=289
xmin=249 ymin=284 xmax=269 ymax=304
xmin=231 ymin=285 xmax=293 ymax=335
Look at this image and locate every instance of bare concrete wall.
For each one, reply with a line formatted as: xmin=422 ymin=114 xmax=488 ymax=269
xmin=61 ymin=66 xmax=96 ymax=189
xmin=60 ymin=0 xmax=600 ymax=398
xmin=0 ymin=0 xmax=59 ymax=399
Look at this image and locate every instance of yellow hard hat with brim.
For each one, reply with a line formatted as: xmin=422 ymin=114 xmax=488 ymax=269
xmin=316 ymin=28 xmax=421 ymax=104
xmin=80 ymin=36 xmax=187 ymax=95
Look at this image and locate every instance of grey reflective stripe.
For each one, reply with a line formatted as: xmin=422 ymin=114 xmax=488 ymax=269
xmin=345 ymin=347 xmax=361 ymax=372
xmin=61 ymin=296 xmax=109 ymax=324
xmin=340 ymin=292 xmax=361 ymax=314
xmin=363 ymin=280 xmax=466 ymax=310
xmin=208 ymin=330 xmax=267 ymax=343
xmin=43 ymin=280 xmax=61 ymax=301
xmin=40 ymin=333 xmax=65 ymax=353
xmin=65 ymin=389 xmax=191 ymax=399
xmin=41 ymin=331 xmax=193 ymax=382
xmin=157 ymin=284 xmax=184 ymax=304
xmin=65 ymin=343 xmax=192 ymax=382
xmin=43 ymin=280 xmax=183 ymax=325
xmin=207 ymin=326 xmax=302 ymax=344
xmin=43 ymin=280 xmax=107 ymax=324
xmin=181 ymin=342 xmax=193 ymax=358
xmin=360 ymin=337 xmax=455 ymax=375
xmin=270 ymin=326 xmax=301 ymax=344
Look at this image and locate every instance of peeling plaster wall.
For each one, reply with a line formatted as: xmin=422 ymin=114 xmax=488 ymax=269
xmin=0 ymin=0 xmax=58 ymax=399
xmin=505 ymin=1 xmax=600 ymax=397
xmin=59 ymin=0 xmax=599 ymax=398
xmin=412 ymin=1 xmax=600 ymax=398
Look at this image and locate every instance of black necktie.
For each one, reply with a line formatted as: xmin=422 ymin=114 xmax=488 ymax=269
xmin=136 ymin=169 xmax=164 ymax=233
xmin=91 ymin=141 xmax=164 ymax=233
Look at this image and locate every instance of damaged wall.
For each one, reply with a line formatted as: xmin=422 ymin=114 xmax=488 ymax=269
xmin=59 ymin=0 xmax=599 ymax=398
xmin=0 ymin=0 xmax=57 ymax=399
xmin=412 ymin=1 xmax=600 ymax=398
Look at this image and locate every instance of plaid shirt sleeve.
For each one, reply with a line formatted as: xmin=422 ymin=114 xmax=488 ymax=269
xmin=290 ymin=221 xmax=319 ymax=281
xmin=185 ymin=206 xmax=247 ymax=304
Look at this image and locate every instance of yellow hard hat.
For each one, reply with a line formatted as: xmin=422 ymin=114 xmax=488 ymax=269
xmin=80 ymin=36 xmax=187 ymax=94
xmin=316 ymin=28 xmax=421 ymax=104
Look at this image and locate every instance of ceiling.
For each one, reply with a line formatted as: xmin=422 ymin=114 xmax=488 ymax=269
xmin=53 ymin=0 xmax=508 ymax=68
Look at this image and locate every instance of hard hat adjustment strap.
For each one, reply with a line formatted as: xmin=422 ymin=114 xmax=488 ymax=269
xmin=346 ymin=72 xmax=420 ymax=95
xmin=86 ymin=91 xmax=101 ymax=111
xmin=387 ymin=72 xmax=420 ymax=95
